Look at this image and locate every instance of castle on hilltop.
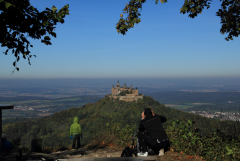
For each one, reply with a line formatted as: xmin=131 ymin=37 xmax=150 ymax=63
xmin=108 ymin=80 xmax=144 ymax=102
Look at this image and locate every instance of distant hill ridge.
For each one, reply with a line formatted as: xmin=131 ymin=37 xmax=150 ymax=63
xmin=0 ymin=96 xmax=50 ymax=102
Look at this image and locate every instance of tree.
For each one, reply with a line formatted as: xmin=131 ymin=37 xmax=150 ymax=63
xmin=116 ymin=0 xmax=240 ymax=41
xmin=0 ymin=0 xmax=69 ymax=73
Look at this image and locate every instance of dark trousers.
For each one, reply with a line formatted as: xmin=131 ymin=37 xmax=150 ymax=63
xmin=138 ymin=132 xmax=169 ymax=153
xmin=72 ymin=134 xmax=80 ymax=149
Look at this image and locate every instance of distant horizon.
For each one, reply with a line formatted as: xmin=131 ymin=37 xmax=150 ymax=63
xmin=1 ymin=76 xmax=240 ymax=80
xmin=1 ymin=77 xmax=240 ymax=92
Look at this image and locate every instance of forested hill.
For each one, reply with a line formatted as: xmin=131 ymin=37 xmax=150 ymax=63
xmin=2 ymin=95 xmax=238 ymax=151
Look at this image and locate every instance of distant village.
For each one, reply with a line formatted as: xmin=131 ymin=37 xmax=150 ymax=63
xmin=14 ymin=106 xmax=51 ymax=113
xmin=189 ymin=111 xmax=240 ymax=121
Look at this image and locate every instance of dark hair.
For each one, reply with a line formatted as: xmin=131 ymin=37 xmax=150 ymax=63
xmin=144 ymin=108 xmax=152 ymax=116
xmin=144 ymin=108 xmax=153 ymax=120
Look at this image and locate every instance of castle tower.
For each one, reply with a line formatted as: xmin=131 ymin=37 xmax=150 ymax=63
xmin=135 ymin=87 xmax=138 ymax=95
xmin=117 ymin=80 xmax=119 ymax=87
xmin=124 ymin=82 xmax=126 ymax=88
xmin=111 ymin=84 xmax=115 ymax=96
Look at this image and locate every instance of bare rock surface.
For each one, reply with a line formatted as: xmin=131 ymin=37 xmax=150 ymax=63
xmin=1 ymin=145 xmax=124 ymax=161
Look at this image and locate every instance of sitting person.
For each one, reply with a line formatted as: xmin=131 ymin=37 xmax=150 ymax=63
xmin=137 ymin=108 xmax=169 ymax=157
xmin=1 ymin=133 xmax=14 ymax=154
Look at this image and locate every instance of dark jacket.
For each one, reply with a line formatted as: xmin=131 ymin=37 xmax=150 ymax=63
xmin=139 ymin=114 xmax=168 ymax=143
xmin=1 ymin=138 xmax=14 ymax=154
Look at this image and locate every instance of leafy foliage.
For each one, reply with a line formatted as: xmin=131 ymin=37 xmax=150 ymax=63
xmin=116 ymin=0 xmax=240 ymax=41
xmin=216 ymin=0 xmax=240 ymax=41
xmin=165 ymin=119 xmax=240 ymax=160
xmin=0 ymin=0 xmax=69 ymax=73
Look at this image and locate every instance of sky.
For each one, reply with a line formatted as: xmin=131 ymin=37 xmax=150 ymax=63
xmin=1 ymin=0 xmax=240 ymax=79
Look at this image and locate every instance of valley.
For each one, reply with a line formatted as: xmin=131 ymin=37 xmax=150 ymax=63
xmin=1 ymin=90 xmax=240 ymax=123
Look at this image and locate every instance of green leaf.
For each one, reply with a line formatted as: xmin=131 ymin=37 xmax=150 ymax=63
xmin=5 ymin=2 xmax=11 ymax=9
xmin=44 ymin=36 xmax=50 ymax=40
xmin=30 ymin=6 xmax=35 ymax=11
xmin=188 ymin=132 xmax=192 ymax=137
xmin=43 ymin=21 xmax=49 ymax=26
xmin=188 ymin=120 xmax=192 ymax=126
xmin=225 ymin=146 xmax=233 ymax=155
xmin=52 ymin=6 xmax=57 ymax=12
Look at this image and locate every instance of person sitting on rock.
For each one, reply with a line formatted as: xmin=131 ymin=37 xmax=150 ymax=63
xmin=70 ymin=116 xmax=82 ymax=150
xmin=1 ymin=133 xmax=14 ymax=154
xmin=137 ymin=108 xmax=169 ymax=157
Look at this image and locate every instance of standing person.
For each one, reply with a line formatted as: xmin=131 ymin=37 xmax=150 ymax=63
xmin=137 ymin=108 xmax=169 ymax=157
xmin=1 ymin=133 xmax=14 ymax=154
xmin=70 ymin=117 xmax=82 ymax=150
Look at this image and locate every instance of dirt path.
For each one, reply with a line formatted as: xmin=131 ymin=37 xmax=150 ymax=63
xmin=1 ymin=145 xmax=205 ymax=161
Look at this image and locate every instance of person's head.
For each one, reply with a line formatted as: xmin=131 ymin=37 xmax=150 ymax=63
xmin=144 ymin=108 xmax=153 ymax=116
xmin=2 ymin=133 xmax=7 ymax=140
xmin=73 ymin=117 xmax=79 ymax=123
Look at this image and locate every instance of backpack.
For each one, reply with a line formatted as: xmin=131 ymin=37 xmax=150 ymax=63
xmin=121 ymin=132 xmax=138 ymax=157
xmin=121 ymin=146 xmax=134 ymax=157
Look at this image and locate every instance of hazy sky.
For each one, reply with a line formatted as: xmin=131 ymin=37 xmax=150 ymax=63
xmin=1 ymin=0 xmax=240 ymax=79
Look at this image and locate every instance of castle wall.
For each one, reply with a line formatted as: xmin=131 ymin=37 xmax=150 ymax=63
xmin=133 ymin=89 xmax=138 ymax=95
xmin=126 ymin=94 xmax=137 ymax=97
xmin=111 ymin=88 xmax=119 ymax=95
xmin=108 ymin=94 xmax=144 ymax=102
xmin=119 ymin=96 xmax=134 ymax=102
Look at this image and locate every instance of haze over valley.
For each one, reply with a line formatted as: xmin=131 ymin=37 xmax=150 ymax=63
xmin=1 ymin=78 xmax=240 ymax=122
